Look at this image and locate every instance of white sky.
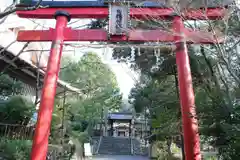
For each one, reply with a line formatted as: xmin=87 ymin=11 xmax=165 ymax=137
xmin=0 ymin=0 xmax=137 ymax=98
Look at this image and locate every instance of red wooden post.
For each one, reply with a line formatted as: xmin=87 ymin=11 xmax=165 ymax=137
xmin=173 ymin=16 xmax=201 ymax=160
xmin=31 ymin=11 xmax=70 ymax=160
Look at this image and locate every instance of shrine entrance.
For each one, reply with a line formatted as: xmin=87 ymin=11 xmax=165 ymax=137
xmin=106 ymin=113 xmax=133 ymax=138
xmin=16 ymin=0 xmax=229 ymax=159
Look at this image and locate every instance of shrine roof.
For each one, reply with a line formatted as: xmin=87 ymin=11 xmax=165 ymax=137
xmin=108 ymin=112 xmax=133 ymax=120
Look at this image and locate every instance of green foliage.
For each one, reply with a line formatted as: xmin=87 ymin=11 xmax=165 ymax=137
xmin=151 ymin=141 xmax=181 ymax=160
xmin=59 ymin=52 xmax=122 ymax=113
xmin=0 ymin=74 xmax=23 ymax=99
xmin=130 ymin=75 xmax=180 ymax=142
xmin=0 ymin=138 xmax=31 ymax=160
xmin=205 ymin=156 xmax=217 ymax=160
xmin=60 ymin=53 xmax=118 ymax=92
xmin=130 ymin=47 xmax=240 ymax=158
xmin=0 ymin=96 xmax=35 ymax=125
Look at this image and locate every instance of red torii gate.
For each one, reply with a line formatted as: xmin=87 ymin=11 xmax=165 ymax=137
xmin=16 ymin=6 xmax=226 ymax=160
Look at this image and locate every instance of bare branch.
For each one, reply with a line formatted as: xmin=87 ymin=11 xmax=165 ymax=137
xmin=0 ymin=0 xmax=44 ymax=19
xmin=0 ymin=2 xmax=15 ymax=25
xmin=34 ymin=49 xmax=44 ymax=105
xmin=226 ymin=39 xmax=240 ymax=52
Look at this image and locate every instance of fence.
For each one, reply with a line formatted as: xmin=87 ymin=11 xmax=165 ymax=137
xmin=0 ymin=123 xmax=34 ymax=139
xmin=0 ymin=123 xmax=73 ymax=160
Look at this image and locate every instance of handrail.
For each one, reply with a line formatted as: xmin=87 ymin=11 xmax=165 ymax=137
xmin=130 ymin=137 xmax=134 ymax=155
xmin=96 ymin=136 xmax=102 ymax=154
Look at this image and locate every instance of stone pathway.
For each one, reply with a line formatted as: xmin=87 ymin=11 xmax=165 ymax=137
xmin=86 ymin=155 xmax=149 ymax=160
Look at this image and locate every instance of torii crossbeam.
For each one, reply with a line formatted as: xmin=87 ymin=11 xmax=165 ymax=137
xmin=16 ymin=6 xmax=226 ymax=160
xmin=17 ymin=28 xmax=224 ymax=44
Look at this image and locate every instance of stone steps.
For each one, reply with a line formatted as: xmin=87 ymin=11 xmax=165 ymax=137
xmin=98 ymin=137 xmax=132 ymax=155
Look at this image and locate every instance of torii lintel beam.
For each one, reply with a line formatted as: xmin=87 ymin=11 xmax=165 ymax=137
xmin=16 ymin=7 xmax=227 ymax=20
xmin=17 ymin=28 xmax=224 ymax=44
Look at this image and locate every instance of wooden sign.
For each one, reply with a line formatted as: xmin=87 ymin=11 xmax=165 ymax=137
xmin=109 ymin=3 xmax=129 ymax=35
